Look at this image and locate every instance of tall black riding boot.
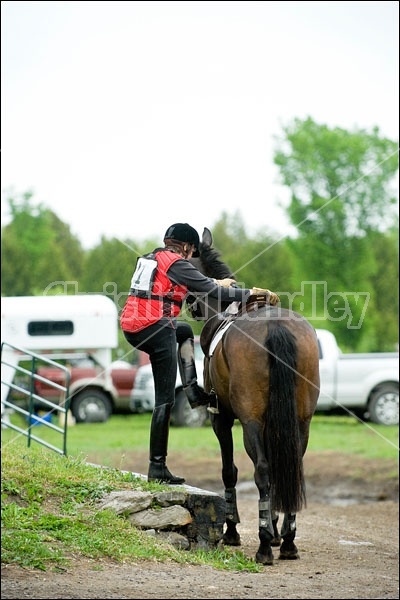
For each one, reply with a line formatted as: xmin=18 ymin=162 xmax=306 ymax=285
xmin=148 ymin=403 xmax=185 ymax=485
xmin=178 ymin=339 xmax=216 ymax=409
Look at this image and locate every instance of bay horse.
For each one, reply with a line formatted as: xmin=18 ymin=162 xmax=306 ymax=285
xmin=189 ymin=228 xmax=320 ymax=565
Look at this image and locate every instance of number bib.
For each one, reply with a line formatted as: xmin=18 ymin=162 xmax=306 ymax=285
xmin=130 ymin=255 xmax=158 ymax=293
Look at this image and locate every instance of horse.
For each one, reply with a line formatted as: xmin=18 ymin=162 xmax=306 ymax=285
xmin=189 ymin=228 xmax=320 ymax=565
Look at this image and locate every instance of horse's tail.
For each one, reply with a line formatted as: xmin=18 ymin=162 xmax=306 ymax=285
xmin=265 ymin=321 xmax=306 ymax=514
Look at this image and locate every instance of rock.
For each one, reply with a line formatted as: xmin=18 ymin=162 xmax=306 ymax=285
xmin=128 ymin=505 xmax=192 ymax=529
xmin=98 ymin=481 xmax=226 ymax=550
xmin=98 ymin=490 xmax=152 ymax=515
xmin=156 ymin=531 xmax=191 ymax=550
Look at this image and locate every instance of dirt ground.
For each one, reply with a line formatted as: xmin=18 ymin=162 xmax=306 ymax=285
xmin=1 ymin=450 xmax=398 ymax=600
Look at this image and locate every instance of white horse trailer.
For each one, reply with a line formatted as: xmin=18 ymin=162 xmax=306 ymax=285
xmin=1 ymin=294 xmax=119 ymax=410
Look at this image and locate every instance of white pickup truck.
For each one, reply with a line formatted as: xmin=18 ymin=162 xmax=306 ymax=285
xmin=317 ymin=329 xmax=399 ymax=426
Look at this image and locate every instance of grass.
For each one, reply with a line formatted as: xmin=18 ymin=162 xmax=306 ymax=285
xmin=2 ymin=410 xmax=398 ymax=461
xmin=1 ymin=410 xmax=398 ymax=572
xmin=1 ymin=440 xmax=262 ymax=573
xmin=308 ymin=413 xmax=399 ymax=459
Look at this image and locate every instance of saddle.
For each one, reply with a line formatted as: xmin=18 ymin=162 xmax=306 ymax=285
xmin=200 ymin=293 xmax=273 ymax=357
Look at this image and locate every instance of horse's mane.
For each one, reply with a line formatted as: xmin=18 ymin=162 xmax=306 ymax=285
xmin=194 ymin=242 xmax=235 ymax=280
xmin=188 ymin=238 xmax=236 ymax=322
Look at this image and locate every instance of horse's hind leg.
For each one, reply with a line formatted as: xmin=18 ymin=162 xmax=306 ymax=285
xmin=277 ymin=417 xmax=313 ymax=559
xmin=210 ymin=413 xmax=241 ymax=546
xmin=256 ymin=496 xmax=275 ymax=565
xmin=274 ymin=418 xmax=308 ymax=559
xmin=271 ymin=511 xmax=282 ymax=546
xmin=243 ymin=420 xmax=275 ymax=565
xmin=279 ymin=513 xmax=299 ymax=560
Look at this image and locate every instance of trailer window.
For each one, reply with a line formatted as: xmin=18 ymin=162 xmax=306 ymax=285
xmin=27 ymin=320 xmax=74 ymax=336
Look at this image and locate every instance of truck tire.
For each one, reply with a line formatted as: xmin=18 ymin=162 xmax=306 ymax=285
xmin=71 ymin=388 xmax=113 ymax=423
xmin=367 ymin=384 xmax=399 ymax=426
xmin=171 ymin=389 xmax=209 ymax=428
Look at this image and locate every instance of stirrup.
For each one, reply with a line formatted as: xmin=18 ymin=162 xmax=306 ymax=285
xmin=207 ymin=391 xmax=219 ymax=414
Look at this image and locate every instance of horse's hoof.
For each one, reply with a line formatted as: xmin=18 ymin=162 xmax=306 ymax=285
xmin=271 ymin=536 xmax=282 ymax=547
xmin=278 ymin=551 xmax=299 ymax=560
xmin=256 ymin=549 xmax=274 ymax=565
xmin=223 ymin=532 xmax=241 ymax=546
xmin=279 ymin=541 xmax=299 ymax=560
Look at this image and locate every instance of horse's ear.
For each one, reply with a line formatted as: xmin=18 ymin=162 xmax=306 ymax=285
xmin=201 ymin=227 xmax=213 ymax=249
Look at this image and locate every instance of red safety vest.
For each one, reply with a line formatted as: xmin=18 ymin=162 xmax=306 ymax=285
xmin=120 ymin=250 xmax=188 ymax=333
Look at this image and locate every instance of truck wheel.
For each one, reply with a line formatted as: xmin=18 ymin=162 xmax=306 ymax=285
xmin=171 ymin=389 xmax=209 ymax=428
xmin=71 ymin=388 xmax=113 ymax=423
xmin=368 ymin=384 xmax=399 ymax=426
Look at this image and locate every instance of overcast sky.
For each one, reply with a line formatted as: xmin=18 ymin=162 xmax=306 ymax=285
xmin=1 ymin=1 xmax=398 ymax=249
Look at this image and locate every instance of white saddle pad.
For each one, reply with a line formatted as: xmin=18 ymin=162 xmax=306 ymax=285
xmin=209 ymin=320 xmax=234 ymax=357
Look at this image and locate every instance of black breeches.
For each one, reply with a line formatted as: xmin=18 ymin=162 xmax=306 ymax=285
xmin=123 ymin=319 xmax=193 ymax=407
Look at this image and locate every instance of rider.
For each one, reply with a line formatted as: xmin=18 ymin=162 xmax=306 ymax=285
xmin=120 ymin=223 xmax=278 ymax=484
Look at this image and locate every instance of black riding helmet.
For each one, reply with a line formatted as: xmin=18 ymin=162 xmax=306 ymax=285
xmin=163 ymin=223 xmax=200 ymax=257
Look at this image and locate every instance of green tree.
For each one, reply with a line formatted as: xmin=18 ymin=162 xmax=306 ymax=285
xmin=274 ymin=117 xmax=398 ymax=350
xmin=80 ymin=236 xmax=158 ymax=306
xmin=47 ymin=211 xmax=84 ymax=282
xmin=1 ymin=191 xmax=84 ymax=296
xmin=367 ymin=226 xmax=399 ymax=351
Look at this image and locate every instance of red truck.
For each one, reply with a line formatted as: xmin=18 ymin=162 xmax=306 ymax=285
xmin=33 ymin=353 xmax=150 ymax=423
